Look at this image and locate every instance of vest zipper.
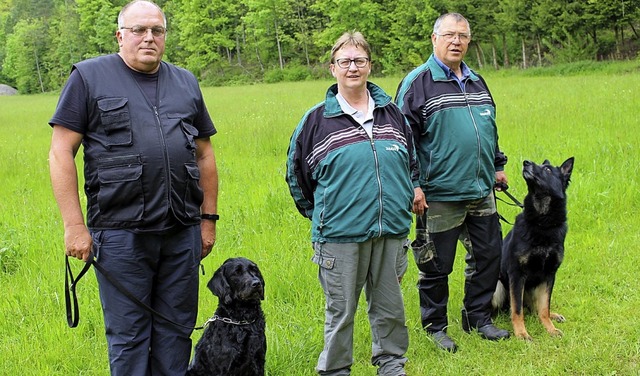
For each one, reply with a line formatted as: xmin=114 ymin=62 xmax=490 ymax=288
xmin=153 ymin=106 xmax=172 ymax=205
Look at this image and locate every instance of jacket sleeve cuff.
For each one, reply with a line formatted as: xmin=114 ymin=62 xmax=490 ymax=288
xmin=494 ymin=150 xmax=508 ymax=168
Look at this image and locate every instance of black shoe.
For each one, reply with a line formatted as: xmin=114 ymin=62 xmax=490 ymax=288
xmin=464 ymin=323 xmax=510 ymax=341
xmin=429 ymin=330 xmax=458 ymax=352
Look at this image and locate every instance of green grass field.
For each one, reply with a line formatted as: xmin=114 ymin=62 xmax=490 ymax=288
xmin=1 ymin=70 xmax=639 ymax=375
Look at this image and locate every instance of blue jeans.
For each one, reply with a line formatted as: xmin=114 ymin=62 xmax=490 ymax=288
xmin=92 ymin=226 xmax=201 ymax=376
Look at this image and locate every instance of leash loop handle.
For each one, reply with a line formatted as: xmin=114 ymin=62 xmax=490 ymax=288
xmin=65 ymin=256 xmax=93 ymax=328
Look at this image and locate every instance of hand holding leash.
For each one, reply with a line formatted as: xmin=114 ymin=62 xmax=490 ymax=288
xmin=495 ymin=170 xmax=508 ymax=190
xmin=63 ymin=224 xmax=93 ymax=262
xmin=494 ymin=182 xmax=509 ymax=192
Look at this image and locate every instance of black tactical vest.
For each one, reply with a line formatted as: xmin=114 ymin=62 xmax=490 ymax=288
xmin=74 ymin=54 xmax=204 ymax=230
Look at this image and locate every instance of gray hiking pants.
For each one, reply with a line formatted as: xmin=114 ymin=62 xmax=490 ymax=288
xmin=313 ymin=238 xmax=408 ymax=376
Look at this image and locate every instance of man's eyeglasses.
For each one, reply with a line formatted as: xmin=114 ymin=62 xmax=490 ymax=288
xmin=436 ymin=32 xmax=471 ymax=43
xmin=334 ymin=57 xmax=370 ymax=69
xmin=120 ymin=25 xmax=166 ymax=37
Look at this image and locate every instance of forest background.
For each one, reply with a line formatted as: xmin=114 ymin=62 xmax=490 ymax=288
xmin=1 ymin=0 xmax=639 ymax=93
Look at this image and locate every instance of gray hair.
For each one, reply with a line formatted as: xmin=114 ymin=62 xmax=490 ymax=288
xmin=433 ymin=13 xmax=470 ymax=35
xmin=330 ymin=31 xmax=371 ymax=62
xmin=117 ymin=0 xmax=167 ymax=28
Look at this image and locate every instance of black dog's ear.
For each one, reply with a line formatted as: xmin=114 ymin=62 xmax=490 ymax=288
xmin=254 ymin=264 xmax=265 ymax=301
xmin=208 ymin=264 xmax=233 ymax=305
xmin=560 ymin=157 xmax=574 ymax=187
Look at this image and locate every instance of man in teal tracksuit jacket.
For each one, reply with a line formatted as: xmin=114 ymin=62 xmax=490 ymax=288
xmin=395 ymin=12 xmax=509 ymax=353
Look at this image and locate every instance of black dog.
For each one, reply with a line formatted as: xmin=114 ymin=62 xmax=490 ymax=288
xmin=187 ymin=257 xmax=266 ymax=375
xmin=492 ymin=157 xmax=574 ymax=341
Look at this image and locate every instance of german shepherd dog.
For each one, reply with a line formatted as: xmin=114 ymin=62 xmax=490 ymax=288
xmin=492 ymin=157 xmax=574 ymax=341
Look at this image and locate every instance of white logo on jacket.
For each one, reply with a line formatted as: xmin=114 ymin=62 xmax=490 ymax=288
xmin=386 ymin=144 xmax=400 ymax=151
xmin=480 ymin=109 xmax=492 ymax=116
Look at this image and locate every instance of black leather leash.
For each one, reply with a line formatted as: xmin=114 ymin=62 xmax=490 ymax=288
xmin=65 ymin=256 xmax=93 ymax=328
xmin=65 ymin=256 xmax=205 ymax=330
xmin=494 ymin=182 xmax=524 ymax=225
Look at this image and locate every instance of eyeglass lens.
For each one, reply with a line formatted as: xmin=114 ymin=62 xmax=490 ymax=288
xmin=440 ymin=33 xmax=470 ymax=42
xmin=124 ymin=25 xmax=166 ymax=37
xmin=335 ymin=58 xmax=369 ymax=68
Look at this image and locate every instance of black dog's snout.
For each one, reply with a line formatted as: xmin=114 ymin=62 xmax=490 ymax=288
xmin=523 ymin=160 xmax=532 ymax=166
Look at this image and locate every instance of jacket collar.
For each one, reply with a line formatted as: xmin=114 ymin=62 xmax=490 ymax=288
xmin=324 ymin=81 xmax=391 ymax=118
xmin=427 ymin=54 xmax=479 ymax=82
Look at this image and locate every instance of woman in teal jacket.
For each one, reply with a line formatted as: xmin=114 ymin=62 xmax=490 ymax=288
xmin=286 ymin=32 xmax=424 ymax=376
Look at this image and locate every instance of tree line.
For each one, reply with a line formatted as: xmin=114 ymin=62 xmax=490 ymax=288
xmin=1 ymin=0 xmax=638 ymax=93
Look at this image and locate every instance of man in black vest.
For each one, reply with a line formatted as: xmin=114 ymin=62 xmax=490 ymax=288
xmin=48 ymin=1 xmax=218 ymax=374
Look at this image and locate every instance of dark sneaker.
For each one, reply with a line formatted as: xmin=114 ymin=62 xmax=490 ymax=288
xmin=429 ymin=330 xmax=458 ymax=352
xmin=465 ymin=324 xmax=510 ymax=341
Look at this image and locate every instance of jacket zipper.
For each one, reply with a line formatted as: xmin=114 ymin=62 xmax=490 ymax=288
xmin=370 ymin=136 xmax=384 ymax=237
xmin=462 ymin=84 xmax=483 ymax=196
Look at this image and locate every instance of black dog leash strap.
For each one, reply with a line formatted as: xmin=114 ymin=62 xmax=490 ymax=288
xmin=495 ymin=182 xmax=524 ymax=208
xmin=64 ymin=256 xmax=204 ymax=330
xmin=65 ymin=256 xmax=93 ymax=328
xmin=494 ymin=183 xmax=524 ymax=226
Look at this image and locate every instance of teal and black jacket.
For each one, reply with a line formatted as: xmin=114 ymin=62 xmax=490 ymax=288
xmin=286 ymin=82 xmax=420 ymax=243
xmin=395 ymin=54 xmax=507 ymax=201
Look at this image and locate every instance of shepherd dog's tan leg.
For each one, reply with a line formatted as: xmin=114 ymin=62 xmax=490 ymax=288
xmin=533 ymin=284 xmax=563 ymax=337
xmin=510 ymin=285 xmax=532 ymax=341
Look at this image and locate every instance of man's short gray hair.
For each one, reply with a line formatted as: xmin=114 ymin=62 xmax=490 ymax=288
xmin=433 ymin=13 xmax=470 ymax=35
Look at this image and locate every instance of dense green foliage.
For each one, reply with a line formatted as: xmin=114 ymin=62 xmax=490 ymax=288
xmin=1 ymin=65 xmax=639 ymax=374
xmin=0 ymin=0 xmax=639 ymax=92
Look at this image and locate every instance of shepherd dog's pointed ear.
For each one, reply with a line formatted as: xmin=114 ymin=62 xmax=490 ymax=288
xmin=561 ymin=157 xmax=574 ymax=188
xmin=208 ymin=262 xmax=233 ymax=304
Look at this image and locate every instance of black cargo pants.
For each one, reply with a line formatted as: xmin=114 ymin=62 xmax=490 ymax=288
xmin=411 ymin=194 xmax=502 ymax=333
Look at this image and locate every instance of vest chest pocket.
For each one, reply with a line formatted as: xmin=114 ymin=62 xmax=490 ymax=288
xmin=168 ymin=113 xmax=198 ymax=151
xmin=183 ymin=163 xmax=203 ymax=217
xmin=98 ymin=97 xmax=132 ymax=146
xmin=181 ymin=121 xmax=198 ymax=151
xmin=97 ymin=155 xmax=144 ymax=221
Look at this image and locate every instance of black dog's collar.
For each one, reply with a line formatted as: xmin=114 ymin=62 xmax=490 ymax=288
xmin=205 ymin=315 xmax=256 ymax=326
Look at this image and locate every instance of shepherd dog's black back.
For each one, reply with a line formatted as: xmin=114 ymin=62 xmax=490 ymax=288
xmin=187 ymin=257 xmax=266 ymax=376
xmin=492 ymin=157 xmax=574 ymax=341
